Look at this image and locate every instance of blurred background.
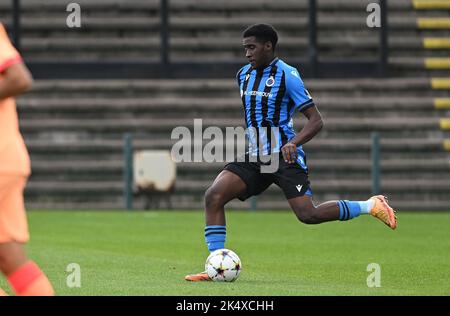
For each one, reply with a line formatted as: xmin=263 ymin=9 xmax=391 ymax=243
xmin=1 ymin=0 xmax=449 ymax=211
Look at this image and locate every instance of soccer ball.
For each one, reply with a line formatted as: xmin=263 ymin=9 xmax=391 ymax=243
xmin=205 ymin=249 xmax=242 ymax=282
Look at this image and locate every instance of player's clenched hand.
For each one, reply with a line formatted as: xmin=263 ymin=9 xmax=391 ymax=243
xmin=281 ymin=142 xmax=298 ymax=164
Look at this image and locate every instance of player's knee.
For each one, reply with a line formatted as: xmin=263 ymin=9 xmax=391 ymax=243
xmin=0 ymin=251 xmax=11 ymax=271
xmin=296 ymin=212 xmax=316 ymax=224
xmin=204 ymin=187 xmax=225 ymax=211
xmin=294 ymin=206 xmax=318 ymax=224
xmin=0 ymin=245 xmax=28 ymax=275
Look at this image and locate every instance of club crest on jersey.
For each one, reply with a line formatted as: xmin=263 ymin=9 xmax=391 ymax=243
xmin=265 ymin=76 xmax=275 ymax=87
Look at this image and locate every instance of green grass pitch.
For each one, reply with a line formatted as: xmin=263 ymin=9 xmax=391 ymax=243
xmin=0 ymin=210 xmax=449 ymax=296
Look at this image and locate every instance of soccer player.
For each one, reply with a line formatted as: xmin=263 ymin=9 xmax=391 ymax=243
xmin=0 ymin=23 xmax=54 ymax=295
xmin=185 ymin=24 xmax=397 ymax=281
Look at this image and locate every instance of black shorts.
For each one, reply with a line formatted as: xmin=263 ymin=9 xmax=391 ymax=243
xmin=223 ymin=153 xmax=313 ymax=201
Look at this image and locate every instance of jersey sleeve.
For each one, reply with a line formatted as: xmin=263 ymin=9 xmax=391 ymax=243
xmin=285 ymin=68 xmax=314 ymax=112
xmin=0 ymin=24 xmax=22 ymax=73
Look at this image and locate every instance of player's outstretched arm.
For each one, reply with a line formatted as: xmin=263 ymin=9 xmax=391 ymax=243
xmin=0 ymin=62 xmax=33 ymax=100
xmin=281 ymin=106 xmax=323 ymax=163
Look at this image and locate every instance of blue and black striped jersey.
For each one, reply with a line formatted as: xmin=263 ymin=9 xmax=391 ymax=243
xmin=237 ymin=57 xmax=314 ymax=171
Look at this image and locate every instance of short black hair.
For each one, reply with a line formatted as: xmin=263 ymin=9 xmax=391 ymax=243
xmin=242 ymin=24 xmax=278 ymax=51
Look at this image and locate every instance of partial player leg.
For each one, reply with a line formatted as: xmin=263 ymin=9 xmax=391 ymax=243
xmin=288 ymin=195 xmax=397 ymax=229
xmin=204 ymin=170 xmax=247 ymax=226
xmin=203 ymin=170 xmax=247 ymax=252
xmin=0 ymin=176 xmax=54 ymax=295
xmin=288 ymin=196 xmax=339 ymax=224
xmin=185 ymin=170 xmax=247 ymax=282
xmin=0 ymin=242 xmax=54 ymax=296
xmin=0 ymin=241 xmax=27 ymax=275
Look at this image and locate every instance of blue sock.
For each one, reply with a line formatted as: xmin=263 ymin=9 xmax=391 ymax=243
xmin=205 ymin=225 xmax=226 ymax=252
xmin=338 ymin=200 xmax=363 ymax=221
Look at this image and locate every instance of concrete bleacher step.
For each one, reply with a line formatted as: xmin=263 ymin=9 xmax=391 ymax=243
xmin=21 ymin=36 xmax=449 ymax=59
xmin=5 ymin=13 xmax=422 ymax=33
xmin=17 ymin=97 xmax=441 ymax=122
xmin=25 ymin=137 xmax=447 ymax=155
xmin=18 ymin=116 xmax=443 ymax=134
xmin=15 ymin=96 xmax=439 ymax=111
xmin=23 ymin=78 xmax=447 ymax=98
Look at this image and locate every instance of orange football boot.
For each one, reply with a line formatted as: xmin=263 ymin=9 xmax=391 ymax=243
xmin=184 ymin=271 xmax=211 ymax=282
xmin=369 ymin=195 xmax=397 ymax=230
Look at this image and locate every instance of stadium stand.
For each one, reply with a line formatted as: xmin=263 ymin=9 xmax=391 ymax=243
xmin=1 ymin=0 xmax=449 ymax=210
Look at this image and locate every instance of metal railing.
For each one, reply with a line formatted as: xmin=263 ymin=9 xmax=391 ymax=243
xmin=10 ymin=0 xmax=389 ymax=79
xmin=308 ymin=0 xmax=318 ymax=77
xmin=379 ymin=0 xmax=389 ymax=77
xmin=371 ymin=132 xmax=381 ymax=196
xmin=11 ymin=0 xmax=21 ymax=52
xmin=160 ymin=0 xmax=170 ymax=67
xmin=123 ymin=133 xmax=134 ymax=210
